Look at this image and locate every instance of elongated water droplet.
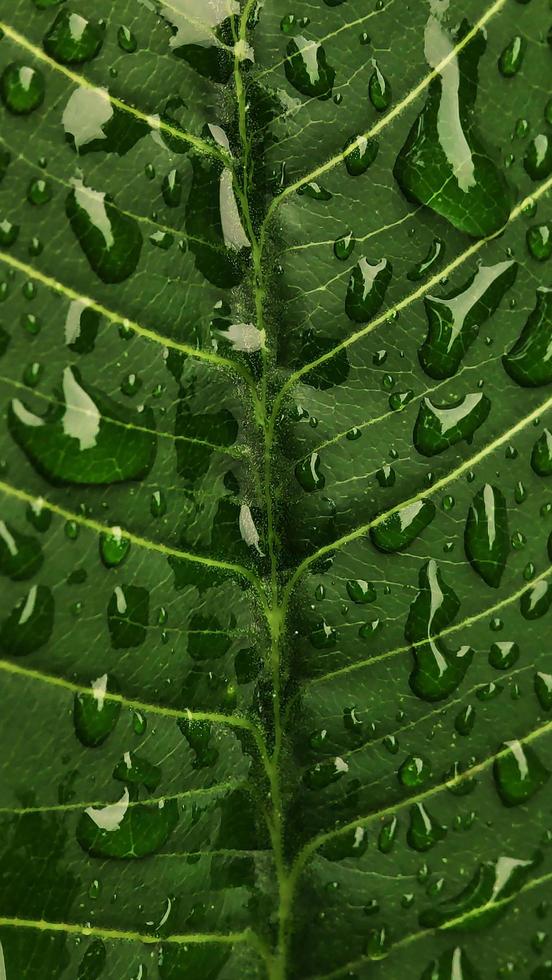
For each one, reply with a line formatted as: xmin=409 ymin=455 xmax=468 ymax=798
xmin=498 ymin=35 xmax=525 ymax=76
xmin=394 ymin=20 xmax=511 ymax=236
xmin=535 ymin=672 xmax=552 ymax=710
xmin=464 ymin=484 xmax=509 ymax=588
xmin=117 ymin=25 xmax=137 ymax=53
xmin=74 ymin=673 xmax=121 ymax=747
xmin=369 ymin=62 xmax=391 ymax=111
xmin=503 ymin=288 xmax=552 ymax=387
xmin=162 ymin=168 xmax=182 ymax=207
xmin=414 ymin=393 xmax=490 ymax=457
xmin=419 ymin=260 xmax=517 ymax=378
xmin=407 ymin=237 xmax=445 ymax=282
xmin=524 ymin=134 xmax=552 ymax=180
xmin=295 ymin=452 xmax=325 ymax=492
xmin=527 ymin=223 xmax=552 ymax=262
xmin=521 ymin=580 xmax=552 ymax=620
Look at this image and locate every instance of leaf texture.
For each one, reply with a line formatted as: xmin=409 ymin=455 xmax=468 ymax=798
xmin=0 ymin=0 xmax=551 ymax=978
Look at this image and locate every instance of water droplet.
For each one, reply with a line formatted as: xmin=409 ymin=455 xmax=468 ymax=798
xmin=419 ymin=260 xmax=517 ymax=379
xmin=107 ymin=584 xmax=149 ymax=648
xmin=346 ymin=579 xmax=376 ymax=604
xmin=0 ymin=521 xmax=42 ymax=580
xmin=489 ymin=641 xmax=519 ymax=669
xmin=498 ymin=35 xmax=525 ymax=76
xmin=407 ymin=237 xmax=445 ymax=282
xmin=304 ymin=756 xmax=348 ymax=790
xmin=527 ymin=223 xmax=552 ymax=261
xmin=1 ymin=63 xmax=45 ymax=114
xmin=344 ymin=134 xmax=378 ymax=175
xmin=394 ymin=22 xmax=512 ymax=236
xmin=295 ymin=452 xmax=325 ymax=492
xmin=408 ymin=803 xmax=446 ymax=852
xmin=420 ymin=947 xmax=481 ymax=980
xmin=406 ymin=559 xmax=473 ymax=701
xmin=0 ymin=584 xmax=54 ymax=656
xmin=503 ymin=288 xmax=552 ymax=386
xmin=378 ymin=815 xmax=398 ymax=853
xmin=99 ymin=527 xmax=130 ymax=568
xmin=494 ymin=740 xmax=549 ymax=806
xmin=334 ymin=230 xmax=355 ymax=260
xmin=77 ymin=792 xmax=178 ymax=859
xmin=535 ymin=672 xmax=552 ymax=710
xmin=74 ymin=673 xmax=121 ymax=747
xmin=398 ymin=754 xmax=431 ymax=788
xmin=455 ymin=704 xmax=476 ymax=735
xmin=0 ymin=219 xmax=19 ymax=247
xmin=285 ymin=36 xmax=335 ymax=99
xmin=369 ymin=62 xmax=391 ymax=111
xmin=9 ymin=366 xmax=157 ymax=484
xmin=420 ymin=854 xmax=541 ymax=929
xmin=465 ymin=484 xmax=509 ymax=588
xmin=117 ymin=25 xmax=137 ymax=53
xmin=371 ymin=499 xmax=435 ymax=553
xmin=524 ymin=134 xmax=552 ymax=180
xmin=521 ymin=580 xmax=552 ymax=620
xmin=43 ymin=11 xmax=104 ymax=64
xmin=66 ymin=179 xmax=142 ymax=283
xmin=414 ymin=393 xmax=490 ymax=456
xmin=345 ymin=257 xmax=391 ymax=323
xmin=162 ymin=168 xmax=182 ymax=207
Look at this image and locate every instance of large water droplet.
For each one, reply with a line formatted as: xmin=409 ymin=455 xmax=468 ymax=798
xmin=0 ymin=584 xmax=54 ymax=656
xmin=66 ymin=179 xmax=142 ymax=283
xmin=406 ymin=559 xmax=473 ymax=701
xmin=464 ymin=484 xmax=509 ymax=588
xmin=77 ymin=792 xmax=178 ymax=859
xmin=63 ymin=87 xmax=149 ymax=155
xmin=503 ymin=288 xmax=552 ymax=387
xmin=419 ymin=261 xmax=517 ymax=379
xmin=1 ymin=64 xmax=45 ymax=115
xmin=9 ymin=367 xmax=157 ymax=484
xmin=107 ymin=584 xmax=149 ymax=648
xmin=284 ymin=36 xmax=335 ymax=99
xmin=394 ymin=20 xmax=512 ymax=236
xmin=524 ymin=134 xmax=552 ymax=180
xmin=414 ymin=393 xmax=490 ymax=457
xmin=43 ymin=11 xmax=104 ymax=64
xmin=407 ymin=802 xmax=446 ymax=851
xmin=498 ymin=35 xmax=525 ymax=77
xmin=0 ymin=522 xmax=43 ymax=580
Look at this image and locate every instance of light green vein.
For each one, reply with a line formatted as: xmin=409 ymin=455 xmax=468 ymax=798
xmin=0 ymin=915 xmax=252 ymax=948
xmin=311 ymin=871 xmax=552 ymax=980
xmin=0 ymin=250 xmax=260 ymax=407
xmin=0 ymin=21 xmax=227 ymax=162
xmin=264 ymin=0 xmax=507 ymax=211
xmin=311 ymin=565 xmax=552 ymax=686
xmin=0 ymin=375 xmax=247 ymax=461
xmin=0 ymin=780 xmax=241 ymax=816
xmin=284 ymin=392 xmax=552 ymax=601
xmin=0 ymin=480 xmax=264 ymax=595
xmin=0 ymin=656 xmax=257 ymax=734
xmin=291 ymin=715 xmax=552 ymax=883
xmin=270 ymin=174 xmax=552 ymax=425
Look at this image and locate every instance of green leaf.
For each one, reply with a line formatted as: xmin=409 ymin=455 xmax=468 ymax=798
xmin=0 ymin=0 xmax=551 ymax=978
